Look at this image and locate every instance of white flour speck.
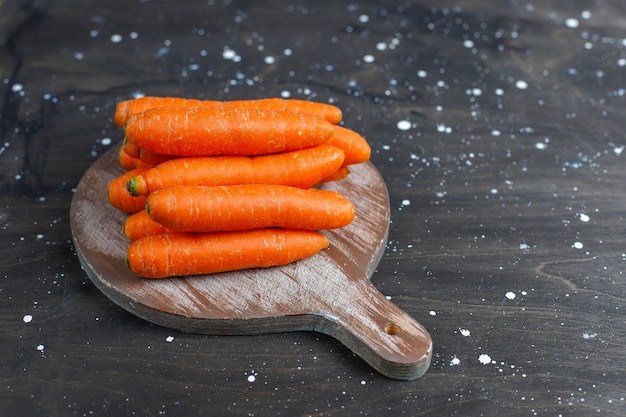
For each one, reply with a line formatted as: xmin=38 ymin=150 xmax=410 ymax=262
xmin=565 ymin=18 xmax=580 ymax=28
xmin=535 ymin=142 xmax=548 ymax=150
xmin=165 ymin=335 xmax=174 ymax=342
xmin=401 ymin=199 xmax=411 ymax=207
xmin=478 ymin=354 xmax=492 ymax=365
xmin=360 ymin=380 xmax=367 ymax=385
xmin=450 ymin=356 xmax=461 ymax=366
xmin=110 ymin=34 xmax=123 ymax=43
xmin=396 ymin=120 xmax=411 ymax=131
xmin=583 ymin=332 xmax=597 ymax=339
xmin=613 ymin=145 xmax=624 ymax=156
xmin=100 ymin=137 xmax=112 ymax=146
xmin=11 ymin=83 xmax=24 ymax=93
xmin=429 ymin=310 xmax=436 ymax=316
xmin=247 ymin=374 xmax=256 ymax=383
xmin=505 ymin=291 xmax=516 ymax=300
xmin=578 ymin=213 xmax=590 ymax=222
xmin=519 ymin=243 xmax=529 ymax=250
xmin=515 ymin=80 xmax=528 ymax=90
xmin=572 ymin=241 xmax=584 ymax=249
xmin=23 ymin=314 xmax=33 ymax=323
xmin=222 ymin=47 xmax=239 ymax=61
xmin=37 ymin=344 xmax=45 ymax=352
xmin=463 ymin=40 xmax=475 ymax=48
xmin=363 ymin=54 xmax=375 ymax=63
xmin=264 ymin=56 xmax=275 ymax=64
xmin=459 ymin=328 xmax=471 ymax=337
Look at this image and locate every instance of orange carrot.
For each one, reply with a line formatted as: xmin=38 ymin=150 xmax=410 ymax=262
xmin=114 ymin=96 xmax=342 ymax=126
xmin=123 ymin=210 xmax=173 ymax=241
xmin=328 ymin=125 xmax=371 ymax=165
xmin=319 ymin=166 xmax=350 ymax=183
xmin=118 ymin=147 xmax=154 ymax=170
xmin=118 ymin=146 xmax=137 ymax=170
xmin=126 ymin=144 xmax=345 ymax=196
xmin=107 ymin=168 xmax=149 ymax=213
xmin=145 ymin=184 xmax=355 ymax=232
xmin=137 ymin=148 xmax=178 ymax=166
xmin=121 ymin=142 xmax=140 ymax=158
xmin=124 ymin=106 xmax=335 ymax=157
xmin=227 ymin=98 xmax=342 ymax=124
xmin=126 ymin=229 xmax=329 ymax=278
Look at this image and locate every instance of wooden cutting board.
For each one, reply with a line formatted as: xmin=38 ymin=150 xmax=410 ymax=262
xmin=70 ymin=146 xmax=432 ymax=380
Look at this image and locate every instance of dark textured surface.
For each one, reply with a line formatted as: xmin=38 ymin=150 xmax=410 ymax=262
xmin=1 ymin=1 xmax=625 ymax=416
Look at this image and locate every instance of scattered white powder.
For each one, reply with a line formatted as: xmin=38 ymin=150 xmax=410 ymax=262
xmin=478 ymin=354 xmax=492 ymax=365
xmin=222 ymin=47 xmax=241 ymax=62
xmin=37 ymin=344 xmax=45 ymax=352
xmin=165 ymin=335 xmax=174 ymax=342
xmin=100 ymin=137 xmax=112 ymax=146
xmin=401 ymin=199 xmax=411 ymax=207
xmin=572 ymin=241 xmax=584 ymax=249
xmin=463 ymin=39 xmax=475 ymax=48
xmin=396 ymin=120 xmax=412 ymax=131
xmin=565 ymin=18 xmax=580 ymax=29
xmin=363 ymin=54 xmax=375 ymax=63
xmin=578 ymin=213 xmax=590 ymax=222
xmin=110 ymin=34 xmax=123 ymax=43
xmin=535 ymin=142 xmax=548 ymax=150
xmin=459 ymin=328 xmax=471 ymax=337
xmin=11 ymin=83 xmax=24 ymax=93
xmin=23 ymin=314 xmax=33 ymax=323
xmin=515 ymin=80 xmax=528 ymax=89
xmin=429 ymin=310 xmax=436 ymax=316
xmin=519 ymin=243 xmax=529 ymax=250
xmin=450 ymin=356 xmax=461 ymax=366
xmin=264 ymin=56 xmax=275 ymax=64
xmin=505 ymin=291 xmax=516 ymax=300
xmin=583 ymin=332 xmax=597 ymax=339
xmin=247 ymin=374 xmax=256 ymax=383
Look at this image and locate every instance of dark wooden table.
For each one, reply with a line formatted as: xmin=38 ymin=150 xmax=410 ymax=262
xmin=2 ymin=1 xmax=625 ymax=416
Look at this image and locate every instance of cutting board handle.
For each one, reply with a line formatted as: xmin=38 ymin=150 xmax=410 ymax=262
xmin=314 ymin=278 xmax=432 ymax=381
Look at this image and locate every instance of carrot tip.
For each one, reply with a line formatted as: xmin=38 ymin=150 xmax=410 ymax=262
xmin=127 ymin=176 xmax=148 ymax=196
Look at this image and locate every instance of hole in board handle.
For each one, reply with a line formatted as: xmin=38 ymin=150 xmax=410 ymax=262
xmin=384 ymin=323 xmax=401 ymax=335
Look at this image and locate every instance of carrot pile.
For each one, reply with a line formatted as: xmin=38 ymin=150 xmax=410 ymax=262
xmin=106 ymin=96 xmax=371 ymax=279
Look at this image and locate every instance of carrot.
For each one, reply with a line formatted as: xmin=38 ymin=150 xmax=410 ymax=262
xmin=126 ymin=229 xmax=330 ymax=278
xmin=123 ymin=210 xmax=173 ymax=241
xmin=126 ymin=144 xmax=345 ymax=196
xmin=121 ymin=142 xmax=140 ymax=158
xmin=114 ymin=96 xmax=342 ymax=126
xmin=328 ymin=125 xmax=371 ymax=165
xmin=124 ymin=106 xmax=335 ymax=157
xmin=319 ymin=166 xmax=350 ymax=183
xmin=145 ymin=184 xmax=355 ymax=232
xmin=107 ymin=168 xmax=149 ymax=213
xmin=118 ymin=146 xmax=137 ymax=170
xmin=118 ymin=147 xmax=154 ymax=170
xmin=137 ymin=148 xmax=178 ymax=166
xmin=227 ymin=98 xmax=342 ymax=124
